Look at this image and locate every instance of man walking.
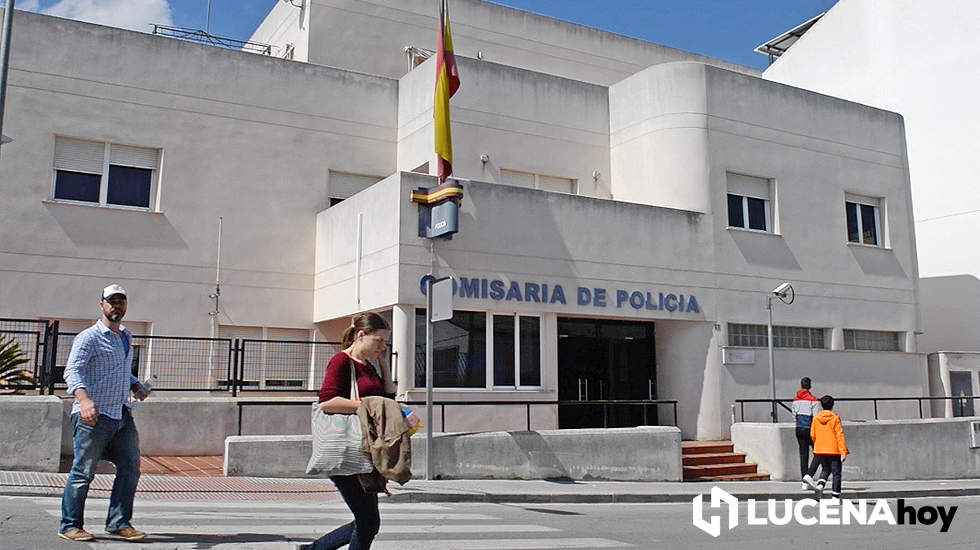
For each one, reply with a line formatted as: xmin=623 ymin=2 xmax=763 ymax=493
xmin=792 ymin=377 xmax=820 ymax=489
xmin=59 ymin=284 xmax=149 ymax=542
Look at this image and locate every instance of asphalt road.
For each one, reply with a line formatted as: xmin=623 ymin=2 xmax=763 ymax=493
xmin=1 ymin=494 xmax=978 ymax=549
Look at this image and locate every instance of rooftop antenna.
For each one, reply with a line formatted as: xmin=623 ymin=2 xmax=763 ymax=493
xmin=205 ymin=0 xmax=213 ymax=35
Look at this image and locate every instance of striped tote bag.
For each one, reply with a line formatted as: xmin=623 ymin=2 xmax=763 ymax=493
xmin=306 ymin=367 xmax=374 ymax=476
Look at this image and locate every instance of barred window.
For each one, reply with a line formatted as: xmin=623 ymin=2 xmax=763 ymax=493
xmin=728 ymin=324 xmax=826 ymax=349
xmin=843 ymin=329 xmax=901 ymax=352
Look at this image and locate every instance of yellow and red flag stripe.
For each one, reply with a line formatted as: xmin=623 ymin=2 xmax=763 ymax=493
xmin=411 ymin=180 xmax=464 ymax=204
xmin=434 ymin=0 xmax=460 ymax=183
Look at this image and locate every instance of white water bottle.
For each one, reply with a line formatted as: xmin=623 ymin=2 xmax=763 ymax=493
xmin=140 ymin=375 xmax=158 ymax=398
xmin=131 ymin=375 xmax=157 ymax=409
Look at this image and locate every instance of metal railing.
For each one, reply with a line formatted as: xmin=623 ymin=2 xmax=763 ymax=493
xmin=235 ymin=398 xmax=679 ymax=436
xmin=152 ymin=24 xmax=274 ymax=55
xmin=1 ymin=318 xmax=58 ymax=392
xmin=733 ymin=396 xmax=980 ymax=423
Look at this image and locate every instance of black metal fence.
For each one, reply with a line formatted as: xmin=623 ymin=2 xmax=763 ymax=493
xmin=733 ymin=396 xmax=980 ymax=423
xmin=50 ymin=332 xmax=342 ymax=393
xmin=0 ymin=318 xmax=58 ymax=392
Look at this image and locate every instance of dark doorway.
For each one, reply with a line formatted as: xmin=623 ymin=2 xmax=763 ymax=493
xmin=557 ymin=318 xmax=656 ymax=428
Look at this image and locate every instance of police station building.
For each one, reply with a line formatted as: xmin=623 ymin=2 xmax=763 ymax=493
xmin=0 ymin=1 xmax=924 ymax=439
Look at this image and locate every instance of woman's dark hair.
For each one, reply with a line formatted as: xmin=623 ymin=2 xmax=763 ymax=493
xmin=341 ymin=312 xmax=390 ymax=348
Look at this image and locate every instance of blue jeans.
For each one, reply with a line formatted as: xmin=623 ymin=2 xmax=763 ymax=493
xmin=60 ymin=409 xmax=141 ymax=534
xmin=310 ymin=475 xmax=380 ymax=550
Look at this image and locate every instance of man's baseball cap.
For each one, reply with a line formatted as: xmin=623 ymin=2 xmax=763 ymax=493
xmin=102 ymin=284 xmax=127 ymax=300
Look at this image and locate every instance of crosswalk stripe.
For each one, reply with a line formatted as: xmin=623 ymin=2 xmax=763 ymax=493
xmin=43 ymin=509 xmax=497 ymax=520
xmin=32 ymin=498 xmax=449 ymax=510
xmin=109 ymin=524 xmax=560 ymax=535
xmin=370 ymin=538 xmax=634 ymax=549
xmin=81 ymin=539 xmax=634 ymax=550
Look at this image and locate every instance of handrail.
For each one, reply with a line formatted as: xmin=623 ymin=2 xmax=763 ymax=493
xmin=733 ymin=396 xmax=980 ymax=423
xmin=236 ymin=398 xmax=678 ymax=436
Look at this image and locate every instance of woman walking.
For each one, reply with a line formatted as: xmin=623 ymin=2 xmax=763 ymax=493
xmin=297 ymin=312 xmax=395 ymax=550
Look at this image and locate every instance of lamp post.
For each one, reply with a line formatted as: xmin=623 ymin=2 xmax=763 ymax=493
xmin=0 ymin=0 xmax=16 ymax=157
xmin=767 ymin=282 xmax=794 ymax=423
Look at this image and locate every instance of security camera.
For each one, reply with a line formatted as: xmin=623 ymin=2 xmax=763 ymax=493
xmin=771 ymin=282 xmax=793 ymax=298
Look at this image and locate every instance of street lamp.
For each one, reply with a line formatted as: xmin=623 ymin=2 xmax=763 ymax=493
xmin=767 ymin=282 xmax=794 ymax=423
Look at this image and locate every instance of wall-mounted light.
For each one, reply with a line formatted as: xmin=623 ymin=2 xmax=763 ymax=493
xmin=477 ymin=50 xmax=484 ymax=60
xmin=480 ymin=154 xmax=490 ymax=164
xmin=592 ymin=169 xmax=600 ymax=181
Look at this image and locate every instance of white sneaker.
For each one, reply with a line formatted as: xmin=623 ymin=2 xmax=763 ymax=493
xmin=817 ymin=479 xmax=827 ymax=493
xmin=802 ymin=474 xmax=820 ymax=491
xmin=801 ymin=482 xmax=809 ymax=490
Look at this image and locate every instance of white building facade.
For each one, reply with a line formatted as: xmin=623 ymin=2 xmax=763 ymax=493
xmin=759 ymin=0 xmax=979 ymax=418
xmin=0 ymin=2 xmax=925 ymax=439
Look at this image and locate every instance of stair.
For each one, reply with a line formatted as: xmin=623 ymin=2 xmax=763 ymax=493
xmin=682 ymin=440 xmax=770 ymax=482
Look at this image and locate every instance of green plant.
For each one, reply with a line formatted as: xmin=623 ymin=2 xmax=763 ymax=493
xmin=0 ymin=335 xmax=35 ymax=389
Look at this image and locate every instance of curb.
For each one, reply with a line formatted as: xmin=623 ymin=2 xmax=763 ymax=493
xmin=384 ymin=487 xmax=980 ymax=504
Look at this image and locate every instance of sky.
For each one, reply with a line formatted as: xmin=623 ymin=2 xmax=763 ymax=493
xmin=15 ymin=0 xmax=838 ymax=70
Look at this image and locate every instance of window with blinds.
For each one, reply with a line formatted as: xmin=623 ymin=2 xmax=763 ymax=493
xmin=53 ymin=136 xmax=161 ymax=209
xmin=727 ymin=172 xmax=772 ymax=232
xmin=728 ymin=323 xmax=827 ymax=349
xmin=499 ymin=169 xmax=576 ymax=194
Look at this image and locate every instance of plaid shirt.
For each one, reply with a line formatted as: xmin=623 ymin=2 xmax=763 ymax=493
xmin=64 ymin=320 xmax=139 ymax=420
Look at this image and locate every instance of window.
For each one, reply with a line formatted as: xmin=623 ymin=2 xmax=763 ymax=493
xmin=53 ymin=137 xmax=160 ymax=209
xmin=726 ymin=173 xmax=772 ymax=232
xmin=415 ymin=310 xmax=541 ymax=389
xmin=492 ymin=314 xmax=540 ymax=388
xmin=728 ymin=324 xmax=826 ymax=349
xmin=415 ymin=310 xmax=486 ymax=388
xmin=845 ymin=195 xmax=882 ymax=246
xmin=328 ymin=170 xmax=384 ymax=205
xmin=499 ymin=169 xmax=576 ymax=194
xmin=843 ymin=329 xmax=900 ymax=352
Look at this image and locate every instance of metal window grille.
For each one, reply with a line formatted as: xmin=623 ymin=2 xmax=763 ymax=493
xmin=843 ymin=329 xmax=901 ymax=352
xmin=728 ymin=323 xmax=826 ymax=349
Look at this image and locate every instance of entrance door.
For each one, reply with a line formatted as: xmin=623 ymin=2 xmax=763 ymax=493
xmin=950 ymin=371 xmax=975 ymax=417
xmin=557 ymin=318 xmax=655 ymax=428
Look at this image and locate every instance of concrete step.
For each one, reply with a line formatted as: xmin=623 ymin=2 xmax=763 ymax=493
xmin=689 ymin=472 xmax=773 ymax=482
xmin=681 ymin=440 xmax=734 ymax=455
xmin=682 ymin=452 xmax=747 ymax=466
xmin=683 ymin=463 xmax=760 ymax=480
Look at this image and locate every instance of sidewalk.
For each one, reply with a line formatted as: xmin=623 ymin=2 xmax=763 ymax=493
xmin=4 ymin=469 xmax=980 ymax=503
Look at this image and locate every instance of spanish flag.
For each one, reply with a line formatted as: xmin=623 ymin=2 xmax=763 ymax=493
xmin=434 ymin=0 xmax=460 ymax=183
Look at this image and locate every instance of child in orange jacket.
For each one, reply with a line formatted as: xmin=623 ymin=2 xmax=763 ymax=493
xmin=802 ymin=395 xmax=849 ymax=498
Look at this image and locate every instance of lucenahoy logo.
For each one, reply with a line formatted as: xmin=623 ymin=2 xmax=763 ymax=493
xmin=692 ymin=487 xmax=957 ymax=537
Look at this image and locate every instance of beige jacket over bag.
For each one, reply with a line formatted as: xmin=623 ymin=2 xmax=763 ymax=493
xmin=357 ymin=396 xmax=412 ymax=488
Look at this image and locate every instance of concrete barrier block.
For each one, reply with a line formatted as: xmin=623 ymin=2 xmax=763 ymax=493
xmin=733 ymin=418 xmax=980 ymax=481
xmin=224 ymin=435 xmax=326 ymax=478
xmin=412 ymin=427 xmax=682 ymax=481
xmin=0 ymin=396 xmax=63 ymax=472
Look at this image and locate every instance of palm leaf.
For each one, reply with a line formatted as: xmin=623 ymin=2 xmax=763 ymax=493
xmin=0 ymin=336 xmax=32 ymax=383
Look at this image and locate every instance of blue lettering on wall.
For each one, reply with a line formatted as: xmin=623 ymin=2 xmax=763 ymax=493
xmin=551 ymin=285 xmax=567 ymax=304
xmin=489 ymin=280 xmax=505 ymax=300
xmin=418 ymin=276 xmax=697 ymax=314
xmin=525 ymin=283 xmax=541 ymax=303
xmin=506 ymin=282 xmax=523 ymax=301
xmin=459 ymin=277 xmax=480 ymax=298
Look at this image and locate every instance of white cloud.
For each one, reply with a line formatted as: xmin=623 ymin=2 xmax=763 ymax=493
xmin=18 ymin=0 xmax=41 ymax=11
xmin=39 ymin=0 xmax=174 ymax=33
